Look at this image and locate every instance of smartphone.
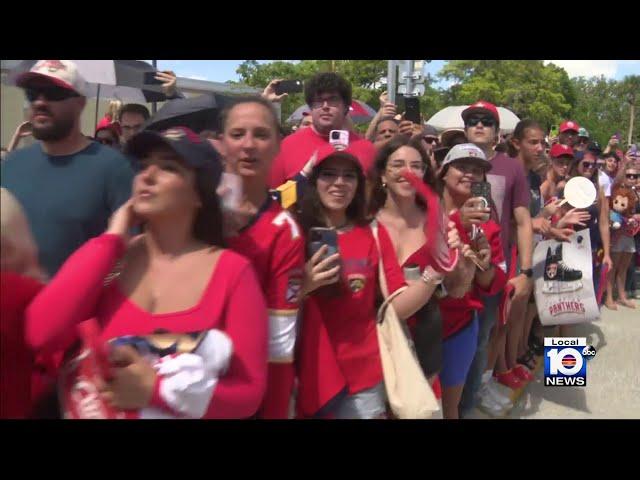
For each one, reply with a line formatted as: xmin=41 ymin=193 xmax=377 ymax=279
xmin=471 ymin=181 xmax=492 ymax=209
xmin=143 ymin=71 xmax=164 ymax=85
xmin=275 ymin=79 xmax=303 ymax=96
xmin=308 ymin=227 xmax=339 ymax=262
xmin=404 ymin=97 xmax=421 ymax=124
xmin=329 ymin=130 xmax=349 ymax=149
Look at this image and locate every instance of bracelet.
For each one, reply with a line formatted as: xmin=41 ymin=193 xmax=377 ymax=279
xmin=421 ymin=266 xmax=444 ymax=285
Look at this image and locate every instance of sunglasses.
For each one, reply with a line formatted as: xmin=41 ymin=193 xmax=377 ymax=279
xmin=465 ymin=116 xmax=496 ymax=128
xmin=97 ymin=138 xmax=116 ymax=146
xmin=582 ymin=161 xmax=596 ymax=169
xmin=423 ymin=137 xmax=439 ymax=144
xmin=25 ymin=86 xmax=80 ymax=102
xmin=626 ymin=174 xmax=639 ymax=180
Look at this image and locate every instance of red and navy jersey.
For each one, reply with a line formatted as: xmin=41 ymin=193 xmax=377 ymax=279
xmin=227 ymin=200 xmax=305 ymax=362
xmin=439 ymin=219 xmax=508 ymax=339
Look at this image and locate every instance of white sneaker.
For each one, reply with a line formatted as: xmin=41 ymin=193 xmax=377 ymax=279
xmin=485 ymin=379 xmax=514 ymax=408
xmin=478 ymin=389 xmax=508 ymax=417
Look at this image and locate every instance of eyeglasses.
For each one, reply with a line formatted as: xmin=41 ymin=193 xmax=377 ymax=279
xmin=310 ymin=95 xmax=343 ymax=110
xmin=318 ymin=169 xmax=358 ymax=182
xmin=97 ymin=138 xmax=115 ymax=146
xmin=451 ymin=162 xmax=485 ymax=175
xmin=582 ymin=161 xmax=596 ymax=169
xmin=465 ymin=116 xmax=496 ymax=128
xmin=25 ymin=86 xmax=80 ymax=102
xmin=626 ymin=174 xmax=639 ymax=180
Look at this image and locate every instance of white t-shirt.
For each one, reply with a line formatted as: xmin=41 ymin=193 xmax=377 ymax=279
xmin=598 ymin=170 xmax=613 ymax=198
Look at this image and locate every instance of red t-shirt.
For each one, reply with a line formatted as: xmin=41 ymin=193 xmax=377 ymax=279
xmin=227 ymin=200 xmax=304 ymax=317
xmin=0 ymin=271 xmax=43 ymax=418
xmin=25 ymin=234 xmax=269 ymax=419
xmin=302 ymin=223 xmax=406 ymax=395
xmin=268 ymin=127 xmax=377 ymax=188
xmin=439 ymin=219 xmax=508 ymax=339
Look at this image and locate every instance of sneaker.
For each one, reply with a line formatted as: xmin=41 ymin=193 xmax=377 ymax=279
xmin=513 ymin=364 xmax=535 ymax=382
xmin=495 ymin=370 xmax=525 ymax=390
xmin=542 ymin=244 xmax=583 ymax=294
xmin=483 ymin=378 xmax=513 ymax=408
xmin=478 ymin=389 xmax=509 ymax=417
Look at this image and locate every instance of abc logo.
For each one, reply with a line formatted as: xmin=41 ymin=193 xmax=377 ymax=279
xmin=582 ymin=345 xmax=597 ymax=358
xmin=547 ymin=348 xmax=584 ymax=375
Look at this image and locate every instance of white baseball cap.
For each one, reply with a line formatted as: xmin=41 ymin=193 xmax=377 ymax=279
xmin=441 ymin=143 xmax=491 ymax=172
xmin=16 ymin=60 xmax=87 ymax=96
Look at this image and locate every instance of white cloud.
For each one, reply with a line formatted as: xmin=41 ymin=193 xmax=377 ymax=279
xmin=544 ymin=60 xmax=639 ymax=79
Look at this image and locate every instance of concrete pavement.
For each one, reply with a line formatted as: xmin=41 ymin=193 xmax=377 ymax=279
xmin=467 ymin=304 xmax=640 ymax=419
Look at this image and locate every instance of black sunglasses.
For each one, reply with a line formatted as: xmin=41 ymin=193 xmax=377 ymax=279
xmin=465 ymin=116 xmax=496 ymax=128
xmin=626 ymin=174 xmax=639 ymax=180
xmin=423 ymin=137 xmax=439 ymax=144
xmin=582 ymin=161 xmax=596 ymax=169
xmin=25 ymin=86 xmax=80 ymax=102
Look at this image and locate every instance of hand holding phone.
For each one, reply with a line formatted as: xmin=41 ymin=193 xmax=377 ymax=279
xmin=143 ymin=71 xmax=164 ymax=85
xmin=329 ymin=130 xmax=349 ymax=150
xmin=274 ymin=79 xmax=303 ymax=96
xmin=308 ymin=227 xmax=339 ymax=261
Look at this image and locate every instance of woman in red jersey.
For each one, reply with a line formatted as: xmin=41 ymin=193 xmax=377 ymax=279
xmin=218 ymin=97 xmax=305 ymax=419
xmin=435 ymin=143 xmax=508 ymax=419
xmin=295 ymin=144 xmax=462 ymax=419
xmin=25 ymin=127 xmax=268 ymax=419
xmin=0 ymin=188 xmax=48 ymax=419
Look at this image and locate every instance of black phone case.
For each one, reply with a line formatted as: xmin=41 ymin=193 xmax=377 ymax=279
xmin=143 ymin=71 xmax=163 ymax=85
xmin=275 ymin=80 xmax=303 ymax=96
xmin=404 ymin=98 xmax=421 ymax=124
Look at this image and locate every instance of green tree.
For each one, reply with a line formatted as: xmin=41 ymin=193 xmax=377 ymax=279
xmin=570 ymin=75 xmax=639 ymax=147
xmin=437 ymin=60 xmax=576 ymax=129
xmin=235 ymin=60 xmax=401 ymax=127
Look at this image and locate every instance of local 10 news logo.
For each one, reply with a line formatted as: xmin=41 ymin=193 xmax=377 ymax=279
xmin=544 ymin=337 xmax=596 ymax=387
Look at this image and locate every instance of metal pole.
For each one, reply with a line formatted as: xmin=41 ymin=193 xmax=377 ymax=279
xmin=387 ymin=60 xmax=397 ymax=104
xmin=404 ymin=60 xmax=415 ymax=99
xmin=94 ymin=84 xmax=101 ymax=131
xmin=152 ymin=60 xmax=158 ymax=114
xmin=629 ymin=102 xmax=635 ymax=146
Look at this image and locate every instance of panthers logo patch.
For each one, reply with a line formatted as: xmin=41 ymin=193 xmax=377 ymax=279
xmin=348 ymin=274 xmax=366 ymax=293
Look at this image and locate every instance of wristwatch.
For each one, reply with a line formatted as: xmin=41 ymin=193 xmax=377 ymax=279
xmin=521 ymin=268 xmax=533 ymax=278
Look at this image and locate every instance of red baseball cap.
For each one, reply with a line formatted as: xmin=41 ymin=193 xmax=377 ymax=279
xmin=315 ymin=144 xmax=364 ymax=172
xmin=559 ymin=120 xmax=580 ymax=134
xmin=550 ymin=143 xmax=574 ymax=158
xmin=461 ymin=100 xmax=500 ymax=126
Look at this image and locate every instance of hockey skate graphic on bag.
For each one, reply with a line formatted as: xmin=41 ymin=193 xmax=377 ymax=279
xmin=542 ymin=244 xmax=583 ymax=294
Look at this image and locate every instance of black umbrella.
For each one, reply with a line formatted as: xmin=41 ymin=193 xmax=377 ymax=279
xmin=143 ymin=93 xmax=233 ymax=134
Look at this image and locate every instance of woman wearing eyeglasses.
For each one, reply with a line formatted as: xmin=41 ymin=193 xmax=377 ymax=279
xmin=295 ymin=145 xmax=461 ymax=419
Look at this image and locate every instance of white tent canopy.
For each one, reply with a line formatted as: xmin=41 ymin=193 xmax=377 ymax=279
xmin=426 ymin=105 xmax=521 ymax=133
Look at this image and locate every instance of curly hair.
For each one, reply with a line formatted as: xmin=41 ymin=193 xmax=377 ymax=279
xmin=610 ymin=185 xmax=637 ymax=216
xmin=304 ymin=72 xmax=352 ymax=110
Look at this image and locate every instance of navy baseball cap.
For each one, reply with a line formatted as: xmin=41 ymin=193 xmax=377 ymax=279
xmin=126 ymin=126 xmax=223 ymax=187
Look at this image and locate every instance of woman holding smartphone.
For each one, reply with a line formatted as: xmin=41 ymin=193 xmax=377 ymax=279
xmin=368 ymin=136 xmax=446 ymax=402
xmin=218 ymin=97 xmax=305 ymax=419
xmin=25 ymin=127 xmax=269 ymax=419
xmin=295 ymin=144 xmax=462 ymax=419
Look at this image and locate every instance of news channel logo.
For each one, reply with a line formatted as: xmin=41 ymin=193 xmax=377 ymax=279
xmin=544 ymin=337 xmax=596 ymax=387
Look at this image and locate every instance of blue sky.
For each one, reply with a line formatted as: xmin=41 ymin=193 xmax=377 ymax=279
xmin=150 ymin=60 xmax=639 ymax=86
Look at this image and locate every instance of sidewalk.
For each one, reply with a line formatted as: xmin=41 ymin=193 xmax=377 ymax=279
xmin=466 ymin=304 xmax=640 ymax=419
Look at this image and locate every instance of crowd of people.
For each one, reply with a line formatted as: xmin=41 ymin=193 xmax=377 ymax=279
xmin=1 ymin=60 xmax=638 ymax=419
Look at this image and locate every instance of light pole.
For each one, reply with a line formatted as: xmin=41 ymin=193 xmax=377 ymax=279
xmin=152 ymin=60 xmax=158 ymax=114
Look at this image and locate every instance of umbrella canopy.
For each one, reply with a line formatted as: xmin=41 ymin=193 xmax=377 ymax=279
xmin=143 ymin=93 xmax=233 ymax=134
xmin=426 ymin=105 xmax=521 ymax=133
xmin=6 ymin=60 xmax=168 ymax=103
xmin=287 ymin=100 xmax=377 ymax=125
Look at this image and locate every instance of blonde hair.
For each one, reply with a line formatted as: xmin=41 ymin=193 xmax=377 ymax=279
xmin=0 ymin=188 xmax=46 ymax=281
xmin=107 ymin=100 xmax=123 ymax=121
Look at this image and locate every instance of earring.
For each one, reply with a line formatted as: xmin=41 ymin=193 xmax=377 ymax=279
xmin=382 ymin=182 xmax=387 ymax=188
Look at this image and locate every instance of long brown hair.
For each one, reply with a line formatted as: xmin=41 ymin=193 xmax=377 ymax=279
xmin=369 ymin=136 xmax=437 ymax=216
